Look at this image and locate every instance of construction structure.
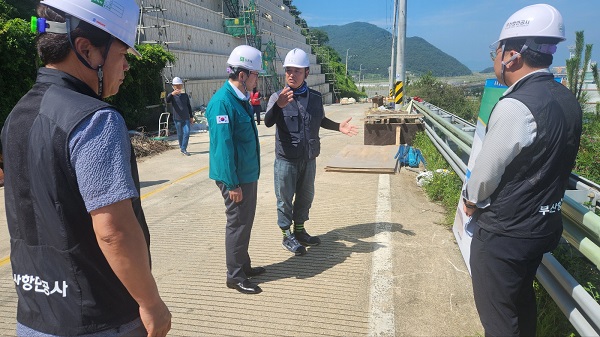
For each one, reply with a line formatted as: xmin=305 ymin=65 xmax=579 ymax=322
xmin=136 ymin=0 xmax=333 ymax=109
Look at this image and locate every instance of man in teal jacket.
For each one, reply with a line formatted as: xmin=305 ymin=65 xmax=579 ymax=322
xmin=206 ymin=45 xmax=265 ymax=294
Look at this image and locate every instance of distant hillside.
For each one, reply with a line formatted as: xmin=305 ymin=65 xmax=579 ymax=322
xmin=314 ymin=22 xmax=472 ymax=78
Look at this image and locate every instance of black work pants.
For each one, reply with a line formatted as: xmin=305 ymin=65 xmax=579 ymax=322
xmin=217 ymin=181 xmax=258 ymax=283
xmin=470 ymin=225 xmax=561 ymax=337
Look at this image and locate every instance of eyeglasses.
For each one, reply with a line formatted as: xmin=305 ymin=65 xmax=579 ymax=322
xmin=249 ymin=71 xmax=259 ymax=76
xmin=490 ymin=42 xmax=507 ymax=62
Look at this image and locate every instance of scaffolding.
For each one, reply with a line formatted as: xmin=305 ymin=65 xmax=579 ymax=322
xmin=223 ymin=0 xmax=286 ymax=96
xmin=261 ymin=40 xmax=282 ymax=94
xmin=223 ymin=0 xmax=261 ymax=49
xmin=309 ymin=35 xmax=340 ymax=102
xmin=222 ymin=1 xmax=331 ymax=100
xmin=137 ymin=0 xmax=177 ymax=80
xmin=137 ymin=0 xmax=180 ymax=137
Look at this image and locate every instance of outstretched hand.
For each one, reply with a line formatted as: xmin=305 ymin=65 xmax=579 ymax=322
xmin=339 ymin=117 xmax=359 ymax=136
xmin=276 ymin=86 xmax=294 ymax=108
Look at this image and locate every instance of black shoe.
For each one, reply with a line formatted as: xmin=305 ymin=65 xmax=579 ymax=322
xmin=246 ymin=267 xmax=266 ymax=277
xmin=295 ymin=229 xmax=321 ymax=246
xmin=226 ymin=279 xmax=262 ymax=294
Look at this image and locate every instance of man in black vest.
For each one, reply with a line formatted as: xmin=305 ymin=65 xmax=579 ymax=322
xmin=1 ymin=1 xmax=171 ymax=335
xmin=265 ymin=48 xmax=358 ymax=256
xmin=462 ymin=4 xmax=582 ymax=336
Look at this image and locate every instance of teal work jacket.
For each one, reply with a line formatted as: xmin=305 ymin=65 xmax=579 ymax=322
xmin=206 ymin=81 xmax=260 ymax=189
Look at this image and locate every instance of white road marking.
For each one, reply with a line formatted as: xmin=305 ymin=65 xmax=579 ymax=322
xmin=369 ymin=174 xmax=395 ymax=336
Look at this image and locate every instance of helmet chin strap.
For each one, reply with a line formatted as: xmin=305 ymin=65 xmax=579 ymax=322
xmin=242 ymin=76 xmax=247 ymax=93
xmin=65 ymin=16 xmax=114 ymax=97
xmin=500 ymin=40 xmax=529 ymax=85
xmin=240 ymin=70 xmax=251 ymax=95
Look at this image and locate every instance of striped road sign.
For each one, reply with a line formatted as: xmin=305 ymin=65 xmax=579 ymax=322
xmin=394 ymin=81 xmax=404 ymax=104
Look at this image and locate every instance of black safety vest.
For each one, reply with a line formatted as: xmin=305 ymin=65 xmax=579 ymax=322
xmin=274 ymin=89 xmax=325 ymax=161
xmin=477 ymin=72 xmax=582 ymax=238
xmin=1 ymin=68 xmax=149 ymax=334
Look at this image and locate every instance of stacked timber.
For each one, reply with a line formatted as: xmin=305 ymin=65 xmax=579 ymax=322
xmin=363 ymin=107 xmax=424 ymax=146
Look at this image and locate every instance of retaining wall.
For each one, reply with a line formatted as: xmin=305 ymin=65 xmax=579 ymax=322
xmin=136 ymin=0 xmax=333 ymax=107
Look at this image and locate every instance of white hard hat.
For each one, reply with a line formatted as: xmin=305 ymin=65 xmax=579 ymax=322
xmin=283 ymin=48 xmax=310 ymax=68
xmin=227 ymin=45 xmax=263 ymax=72
xmin=491 ymin=4 xmax=565 ymax=51
xmin=40 ymin=0 xmax=141 ymax=57
xmin=172 ymin=77 xmax=183 ymax=85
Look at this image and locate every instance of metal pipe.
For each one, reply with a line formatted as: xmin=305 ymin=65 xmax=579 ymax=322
xmin=562 ymin=195 xmax=600 ymax=241
xmin=542 ymin=254 xmax=600 ymax=330
xmin=571 ymin=172 xmax=600 ymax=192
xmin=414 ymin=103 xmax=473 ymax=147
xmin=536 ymin=261 xmax=600 ymax=336
xmin=424 ymin=126 xmax=466 ymax=182
xmin=420 ymin=111 xmax=472 ymax=157
xmin=562 ymin=218 xmax=600 ymax=269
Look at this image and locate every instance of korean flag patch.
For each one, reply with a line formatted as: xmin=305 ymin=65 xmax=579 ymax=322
xmin=216 ymin=115 xmax=229 ymax=124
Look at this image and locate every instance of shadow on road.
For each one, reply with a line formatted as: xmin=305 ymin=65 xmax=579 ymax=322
xmin=258 ymin=222 xmax=414 ymax=282
xmin=140 ymin=179 xmax=169 ymax=188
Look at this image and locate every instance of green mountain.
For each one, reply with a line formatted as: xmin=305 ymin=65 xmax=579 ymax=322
xmin=313 ymin=22 xmax=472 ymax=78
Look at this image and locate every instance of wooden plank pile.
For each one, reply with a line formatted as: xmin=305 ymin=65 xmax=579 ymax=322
xmin=363 ymin=107 xmax=424 ymax=146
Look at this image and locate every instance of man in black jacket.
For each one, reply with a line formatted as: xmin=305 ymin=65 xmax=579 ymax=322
xmin=265 ymin=48 xmax=358 ymax=256
xmin=166 ymin=76 xmax=194 ymax=156
xmin=462 ymin=4 xmax=582 ymax=336
xmin=1 ymin=0 xmax=171 ymax=335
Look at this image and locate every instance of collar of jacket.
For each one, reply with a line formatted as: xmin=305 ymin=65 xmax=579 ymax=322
xmin=503 ymin=69 xmax=552 ymax=97
xmin=37 ymin=67 xmax=102 ymax=100
xmin=226 ymin=80 xmax=250 ymax=101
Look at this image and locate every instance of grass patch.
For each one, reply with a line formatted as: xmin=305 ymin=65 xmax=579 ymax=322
xmin=412 ymin=132 xmax=462 ymax=225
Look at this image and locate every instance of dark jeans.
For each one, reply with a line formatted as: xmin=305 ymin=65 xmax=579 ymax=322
xmin=470 ymin=225 xmax=561 ymax=337
xmin=217 ymin=181 xmax=258 ymax=282
xmin=252 ymin=105 xmax=261 ymax=124
xmin=273 ymin=158 xmax=316 ymax=230
xmin=174 ymin=119 xmax=190 ymax=151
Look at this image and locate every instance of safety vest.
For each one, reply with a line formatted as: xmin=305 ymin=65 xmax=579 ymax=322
xmin=476 ymin=72 xmax=582 ymax=238
xmin=273 ymin=88 xmax=325 ymax=161
xmin=250 ymin=91 xmax=261 ymax=106
xmin=1 ymin=68 xmax=148 ymax=334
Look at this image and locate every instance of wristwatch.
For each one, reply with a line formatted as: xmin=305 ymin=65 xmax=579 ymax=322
xmin=463 ymin=199 xmax=477 ymax=209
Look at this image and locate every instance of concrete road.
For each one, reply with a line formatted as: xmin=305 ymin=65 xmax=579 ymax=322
xmin=0 ymin=103 xmax=482 ymax=336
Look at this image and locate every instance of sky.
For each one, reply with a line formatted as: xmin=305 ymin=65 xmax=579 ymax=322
xmin=296 ymin=0 xmax=600 ymax=72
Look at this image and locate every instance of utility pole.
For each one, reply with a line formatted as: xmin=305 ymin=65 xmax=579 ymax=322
xmin=394 ymin=0 xmax=407 ymax=110
xmin=359 ymin=64 xmax=363 ymax=87
xmin=345 ymin=48 xmax=350 ymax=75
xmin=389 ymin=0 xmax=398 ymax=97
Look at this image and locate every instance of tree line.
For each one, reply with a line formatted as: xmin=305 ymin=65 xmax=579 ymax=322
xmin=0 ymin=0 xmax=174 ymax=129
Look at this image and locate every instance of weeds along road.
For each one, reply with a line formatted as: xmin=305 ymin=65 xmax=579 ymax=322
xmin=0 ymin=103 xmax=482 ymax=336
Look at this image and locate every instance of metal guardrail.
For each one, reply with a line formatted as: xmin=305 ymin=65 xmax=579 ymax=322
xmin=411 ymin=99 xmax=600 ymax=335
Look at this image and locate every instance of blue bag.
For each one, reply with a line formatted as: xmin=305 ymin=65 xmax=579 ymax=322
xmin=395 ymin=144 xmax=427 ymax=168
